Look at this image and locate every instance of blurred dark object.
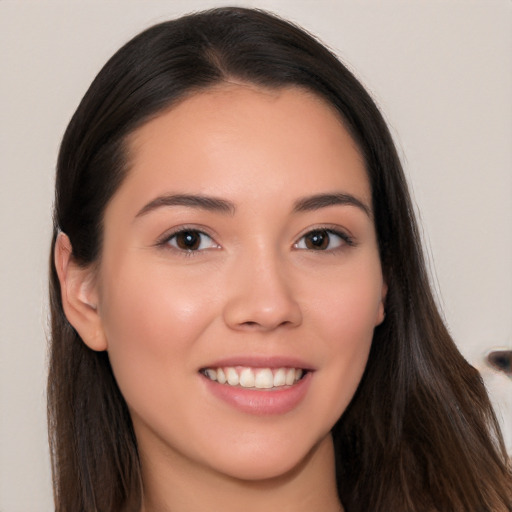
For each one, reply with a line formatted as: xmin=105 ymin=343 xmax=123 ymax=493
xmin=486 ymin=350 xmax=512 ymax=377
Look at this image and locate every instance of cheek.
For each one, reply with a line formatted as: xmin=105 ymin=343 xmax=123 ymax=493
xmin=98 ymin=259 xmax=219 ymax=400
xmin=102 ymin=254 xmax=219 ymax=333
xmin=311 ymin=259 xmax=384 ymax=347
xmin=323 ymin=290 xmax=376 ymax=375
xmin=306 ymin=262 xmax=383 ymax=413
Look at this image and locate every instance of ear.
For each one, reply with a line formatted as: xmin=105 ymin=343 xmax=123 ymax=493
xmin=375 ymin=281 xmax=388 ymax=326
xmin=54 ymin=232 xmax=108 ymax=351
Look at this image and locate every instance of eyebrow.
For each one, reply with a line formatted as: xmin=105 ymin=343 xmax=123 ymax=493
xmin=135 ymin=191 xmax=371 ymax=219
xmin=293 ymin=193 xmax=371 ymax=217
xmin=135 ymin=194 xmax=236 ymax=218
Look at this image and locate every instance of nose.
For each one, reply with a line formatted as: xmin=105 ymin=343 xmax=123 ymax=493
xmin=222 ymin=249 xmax=303 ymax=332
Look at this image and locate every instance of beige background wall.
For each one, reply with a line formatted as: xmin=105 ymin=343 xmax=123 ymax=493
xmin=1 ymin=1 xmax=510 ymax=510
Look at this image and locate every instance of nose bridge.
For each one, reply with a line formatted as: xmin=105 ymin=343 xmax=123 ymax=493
xmin=223 ymin=240 xmax=302 ymax=331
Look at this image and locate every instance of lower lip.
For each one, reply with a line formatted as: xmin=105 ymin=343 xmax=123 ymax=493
xmin=201 ymin=371 xmax=312 ymax=415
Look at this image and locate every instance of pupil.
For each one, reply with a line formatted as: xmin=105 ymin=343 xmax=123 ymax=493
xmin=177 ymin=231 xmax=200 ymax=250
xmin=306 ymin=230 xmax=329 ymax=250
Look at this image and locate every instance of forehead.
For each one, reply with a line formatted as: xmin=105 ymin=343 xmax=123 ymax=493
xmin=117 ymin=84 xmax=370 ymax=211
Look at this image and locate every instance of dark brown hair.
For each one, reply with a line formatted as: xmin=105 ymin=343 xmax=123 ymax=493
xmin=48 ymin=7 xmax=511 ymax=511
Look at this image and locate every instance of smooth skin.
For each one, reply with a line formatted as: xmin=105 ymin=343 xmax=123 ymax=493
xmin=56 ymin=84 xmax=386 ymax=512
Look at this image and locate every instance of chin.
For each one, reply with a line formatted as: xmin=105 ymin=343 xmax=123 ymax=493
xmin=205 ymin=432 xmax=332 ymax=483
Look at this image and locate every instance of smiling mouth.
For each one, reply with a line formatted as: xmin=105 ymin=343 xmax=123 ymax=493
xmin=200 ymin=366 xmax=306 ymax=390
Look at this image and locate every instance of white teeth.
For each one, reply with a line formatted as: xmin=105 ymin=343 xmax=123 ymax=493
xmin=217 ymin=368 xmax=226 ymax=384
xmin=204 ymin=368 xmax=217 ymax=381
xmin=239 ymin=367 xmax=255 ymax=388
xmin=273 ymin=368 xmax=286 ymax=387
xmin=285 ymin=368 xmax=296 ymax=386
xmin=226 ymin=367 xmax=239 ymax=386
xmin=255 ymin=368 xmax=274 ymax=389
xmin=203 ymin=366 xmax=306 ymax=389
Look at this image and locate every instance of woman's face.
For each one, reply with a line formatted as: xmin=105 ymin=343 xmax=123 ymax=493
xmin=92 ymin=85 xmax=385 ymax=480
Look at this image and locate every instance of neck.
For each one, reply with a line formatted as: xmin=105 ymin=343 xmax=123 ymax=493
xmin=139 ymin=434 xmax=343 ymax=512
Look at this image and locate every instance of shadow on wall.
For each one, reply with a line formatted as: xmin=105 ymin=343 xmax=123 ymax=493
xmin=481 ymin=349 xmax=512 ymax=455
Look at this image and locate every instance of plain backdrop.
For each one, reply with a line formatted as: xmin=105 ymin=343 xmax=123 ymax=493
xmin=1 ymin=1 xmax=511 ymax=510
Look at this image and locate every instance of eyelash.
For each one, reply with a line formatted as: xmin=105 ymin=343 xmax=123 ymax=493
xmin=156 ymin=226 xmax=219 ymax=256
xmin=157 ymin=225 xmax=355 ymax=255
xmin=293 ymin=227 xmax=355 ymax=252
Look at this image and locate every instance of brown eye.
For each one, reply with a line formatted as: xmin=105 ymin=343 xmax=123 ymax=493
xmin=167 ymin=230 xmax=218 ymax=251
xmin=295 ymin=229 xmax=348 ymax=251
xmin=304 ymin=230 xmax=330 ymax=250
xmin=175 ymin=231 xmax=201 ymax=250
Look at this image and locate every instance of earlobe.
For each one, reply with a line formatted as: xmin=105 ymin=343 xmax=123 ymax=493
xmin=54 ymin=232 xmax=108 ymax=351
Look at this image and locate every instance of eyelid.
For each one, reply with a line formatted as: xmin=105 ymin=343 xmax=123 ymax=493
xmin=293 ymin=225 xmax=355 ymax=251
xmin=155 ymin=225 xmax=221 ymax=252
xmin=154 ymin=223 xmax=355 ymax=254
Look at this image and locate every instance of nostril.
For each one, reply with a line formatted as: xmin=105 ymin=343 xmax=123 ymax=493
xmin=240 ymin=319 xmax=296 ymax=330
xmin=223 ymin=287 xmax=303 ymax=331
xmin=242 ymin=321 xmax=259 ymax=328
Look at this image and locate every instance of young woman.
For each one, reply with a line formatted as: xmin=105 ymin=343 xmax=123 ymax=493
xmin=48 ymin=7 xmax=511 ymax=512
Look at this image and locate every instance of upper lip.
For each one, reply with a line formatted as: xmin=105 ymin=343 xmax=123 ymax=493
xmin=200 ymin=355 xmax=315 ymax=371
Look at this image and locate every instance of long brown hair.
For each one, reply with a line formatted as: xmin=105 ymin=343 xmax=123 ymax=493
xmin=48 ymin=7 xmax=511 ymax=511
